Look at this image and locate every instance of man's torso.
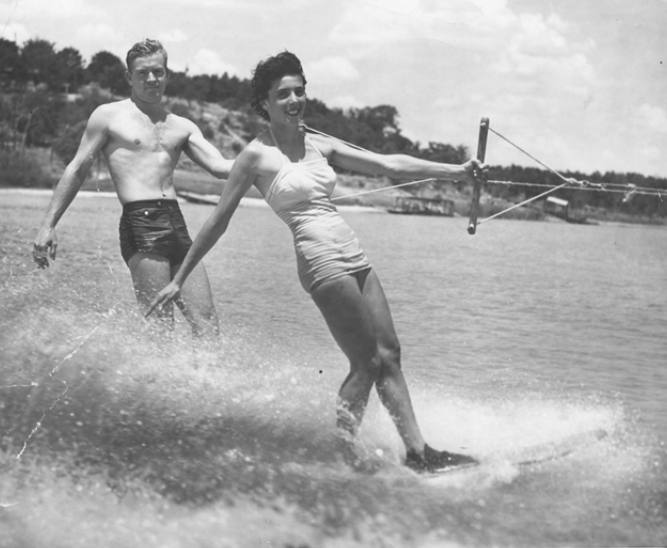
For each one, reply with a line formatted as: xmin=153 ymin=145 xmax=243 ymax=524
xmin=101 ymin=99 xmax=193 ymax=204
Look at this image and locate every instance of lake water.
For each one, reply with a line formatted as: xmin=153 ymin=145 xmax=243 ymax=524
xmin=1 ymin=190 xmax=666 ymax=547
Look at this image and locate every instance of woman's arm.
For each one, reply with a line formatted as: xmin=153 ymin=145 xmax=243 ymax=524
xmin=146 ymin=148 xmax=258 ymax=316
xmin=314 ymin=134 xmax=481 ymax=183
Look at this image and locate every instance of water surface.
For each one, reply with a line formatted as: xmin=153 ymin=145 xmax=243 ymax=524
xmin=1 ymin=190 xmax=665 ymax=547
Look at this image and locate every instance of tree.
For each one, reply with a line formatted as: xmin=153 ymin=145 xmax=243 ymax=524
xmin=86 ymin=51 xmax=127 ymax=95
xmin=51 ymin=119 xmax=86 ymax=164
xmin=420 ymin=141 xmax=466 ymax=164
xmin=56 ymin=47 xmax=85 ymax=92
xmin=0 ymin=38 xmax=23 ymax=86
xmin=21 ymin=38 xmax=58 ymax=87
xmin=18 ymin=87 xmax=64 ymax=146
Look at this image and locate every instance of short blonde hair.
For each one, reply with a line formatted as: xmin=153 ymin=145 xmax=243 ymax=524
xmin=126 ymin=39 xmax=168 ymax=72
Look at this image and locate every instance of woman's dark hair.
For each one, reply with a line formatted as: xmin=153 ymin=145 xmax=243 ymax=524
xmin=250 ymin=51 xmax=307 ymax=120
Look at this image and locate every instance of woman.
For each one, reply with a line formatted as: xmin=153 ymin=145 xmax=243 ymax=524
xmin=149 ymin=51 xmax=484 ymax=472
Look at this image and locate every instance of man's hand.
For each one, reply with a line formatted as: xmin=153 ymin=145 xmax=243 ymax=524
xmin=145 ymin=281 xmax=181 ymax=318
xmin=33 ymin=227 xmax=58 ymax=268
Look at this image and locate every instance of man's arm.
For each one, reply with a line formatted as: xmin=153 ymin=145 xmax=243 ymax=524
xmin=182 ymin=121 xmax=235 ymax=179
xmin=32 ymin=106 xmax=110 ymax=267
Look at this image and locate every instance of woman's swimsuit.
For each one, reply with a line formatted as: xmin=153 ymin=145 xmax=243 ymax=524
xmin=263 ymin=138 xmax=371 ymax=292
xmin=119 ymin=199 xmax=192 ymax=266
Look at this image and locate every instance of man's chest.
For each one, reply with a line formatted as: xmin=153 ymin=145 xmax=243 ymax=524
xmin=107 ymin=115 xmax=189 ymax=154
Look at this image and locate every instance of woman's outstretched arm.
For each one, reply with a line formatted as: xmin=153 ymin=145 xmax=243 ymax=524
xmin=146 ymin=149 xmax=258 ymax=316
xmin=312 ymin=133 xmax=484 ymax=183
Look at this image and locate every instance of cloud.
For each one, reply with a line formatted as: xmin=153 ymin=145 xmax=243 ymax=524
xmin=75 ymin=23 xmax=119 ymax=45
xmin=0 ymin=22 xmax=30 ymax=44
xmin=73 ymin=23 xmax=126 ymax=59
xmin=638 ymin=104 xmax=667 ymax=134
xmin=491 ymin=11 xmax=596 ymax=101
xmin=186 ymin=48 xmax=238 ymax=76
xmin=10 ymin=0 xmax=103 ymax=20
xmin=324 ymin=94 xmax=364 ymax=110
xmin=329 ymin=0 xmax=514 ymax=51
xmin=158 ymin=29 xmax=188 ymax=43
xmin=307 ymin=56 xmax=360 ymax=84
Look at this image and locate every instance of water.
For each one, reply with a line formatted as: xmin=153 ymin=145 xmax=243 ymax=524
xmin=1 ymin=190 xmax=666 ymax=547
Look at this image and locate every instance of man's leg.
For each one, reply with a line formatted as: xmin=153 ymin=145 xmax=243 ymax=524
xmin=127 ymin=252 xmax=175 ymax=328
xmin=174 ymin=261 xmax=219 ymax=338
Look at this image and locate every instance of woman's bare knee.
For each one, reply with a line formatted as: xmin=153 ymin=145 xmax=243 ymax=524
xmin=378 ymin=340 xmax=401 ymax=371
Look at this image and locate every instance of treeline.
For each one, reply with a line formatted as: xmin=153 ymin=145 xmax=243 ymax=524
xmin=486 ymin=165 xmax=667 ymax=218
xmin=0 ymin=37 xmax=467 ymax=163
xmin=1 ymin=36 xmax=665 ymax=217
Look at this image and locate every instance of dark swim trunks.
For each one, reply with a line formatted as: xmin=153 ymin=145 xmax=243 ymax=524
xmin=119 ymin=199 xmax=192 ymax=266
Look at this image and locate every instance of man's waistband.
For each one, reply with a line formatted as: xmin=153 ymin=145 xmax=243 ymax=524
xmin=122 ymin=199 xmax=180 ymax=212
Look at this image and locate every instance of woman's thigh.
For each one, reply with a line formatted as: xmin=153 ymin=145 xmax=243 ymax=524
xmin=358 ymin=269 xmax=400 ymax=354
xmin=311 ymin=274 xmax=377 ymax=365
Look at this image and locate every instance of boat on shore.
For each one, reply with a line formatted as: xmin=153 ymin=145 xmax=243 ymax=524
xmin=387 ymin=195 xmax=455 ymax=216
xmin=544 ymin=196 xmax=595 ymax=224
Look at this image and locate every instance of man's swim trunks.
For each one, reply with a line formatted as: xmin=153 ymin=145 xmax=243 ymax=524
xmin=119 ymin=199 xmax=192 ymax=266
xmin=263 ymin=137 xmax=371 ymax=293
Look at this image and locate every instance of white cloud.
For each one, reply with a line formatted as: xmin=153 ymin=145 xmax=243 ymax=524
xmin=187 ymin=48 xmax=238 ymax=76
xmin=513 ymin=13 xmax=569 ymax=56
xmin=158 ymin=29 xmax=188 ymax=43
xmin=73 ymin=23 xmax=126 ymax=60
xmin=638 ymin=104 xmax=667 ymax=134
xmin=307 ymin=56 xmax=359 ymax=84
xmin=0 ymin=22 xmax=30 ymax=44
xmin=329 ymin=0 xmax=514 ymax=51
xmin=324 ymin=94 xmax=364 ymax=110
xmin=12 ymin=0 xmax=103 ymax=20
xmin=75 ymin=23 xmax=119 ymax=45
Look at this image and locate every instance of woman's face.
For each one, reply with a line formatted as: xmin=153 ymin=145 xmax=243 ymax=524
xmin=264 ymin=74 xmax=307 ymax=125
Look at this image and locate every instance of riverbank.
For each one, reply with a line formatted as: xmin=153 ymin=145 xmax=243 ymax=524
xmin=2 ymin=166 xmax=664 ymax=225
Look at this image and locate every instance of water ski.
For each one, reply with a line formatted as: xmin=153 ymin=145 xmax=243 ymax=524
xmin=422 ymin=428 xmax=608 ymax=478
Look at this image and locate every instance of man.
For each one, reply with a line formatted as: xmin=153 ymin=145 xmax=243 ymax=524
xmin=32 ymin=39 xmax=233 ymax=337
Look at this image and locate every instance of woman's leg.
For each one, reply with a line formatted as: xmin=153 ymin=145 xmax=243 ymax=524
xmin=312 ymin=269 xmax=477 ymax=470
xmin=356 ymin=269 xmax=426 ymax=452
xmin=310 ymin=274 xmax=381 ymax=436
xmin=311 ymin=269 xmax=425 ymax=450
xmin=359 ymin=270 xmax=477 ymax=470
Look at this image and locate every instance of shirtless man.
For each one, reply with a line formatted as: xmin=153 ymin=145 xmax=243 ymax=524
xmin=32 ymin=39 xmax=233 ymax=337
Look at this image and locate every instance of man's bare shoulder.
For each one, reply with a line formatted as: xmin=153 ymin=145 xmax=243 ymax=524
xmin=166 ymin=110 xmax=199 ymax=132
xmin=88 ymin=99 xmax=132 ymax=123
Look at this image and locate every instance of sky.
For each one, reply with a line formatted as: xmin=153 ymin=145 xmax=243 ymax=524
xmin=1 ymin=0 xmax=666 ymax=177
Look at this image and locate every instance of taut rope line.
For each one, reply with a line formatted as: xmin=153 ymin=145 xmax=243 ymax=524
xmin=302 ymin=121 xmax=663 ymax=224
xmin=487 ymin=126 xmax=575 ymax=186
xmin=472 ymin=123 xmax=584 ymax=229
xmin=301 ymin=123 xmax=439 ymax=202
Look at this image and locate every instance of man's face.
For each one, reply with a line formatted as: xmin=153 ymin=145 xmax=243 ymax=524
xmin=127 ymin=52 xmax=168 ymax=103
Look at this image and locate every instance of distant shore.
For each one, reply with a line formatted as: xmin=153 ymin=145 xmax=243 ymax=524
xmin=2 ymin=171 xmax=665 ymax=226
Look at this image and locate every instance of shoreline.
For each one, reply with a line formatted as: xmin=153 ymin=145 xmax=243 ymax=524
xmin=3 ymin=186 xmax=664 ymax=226
xmin=0 ymin=186 xmax=382 ymax=213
